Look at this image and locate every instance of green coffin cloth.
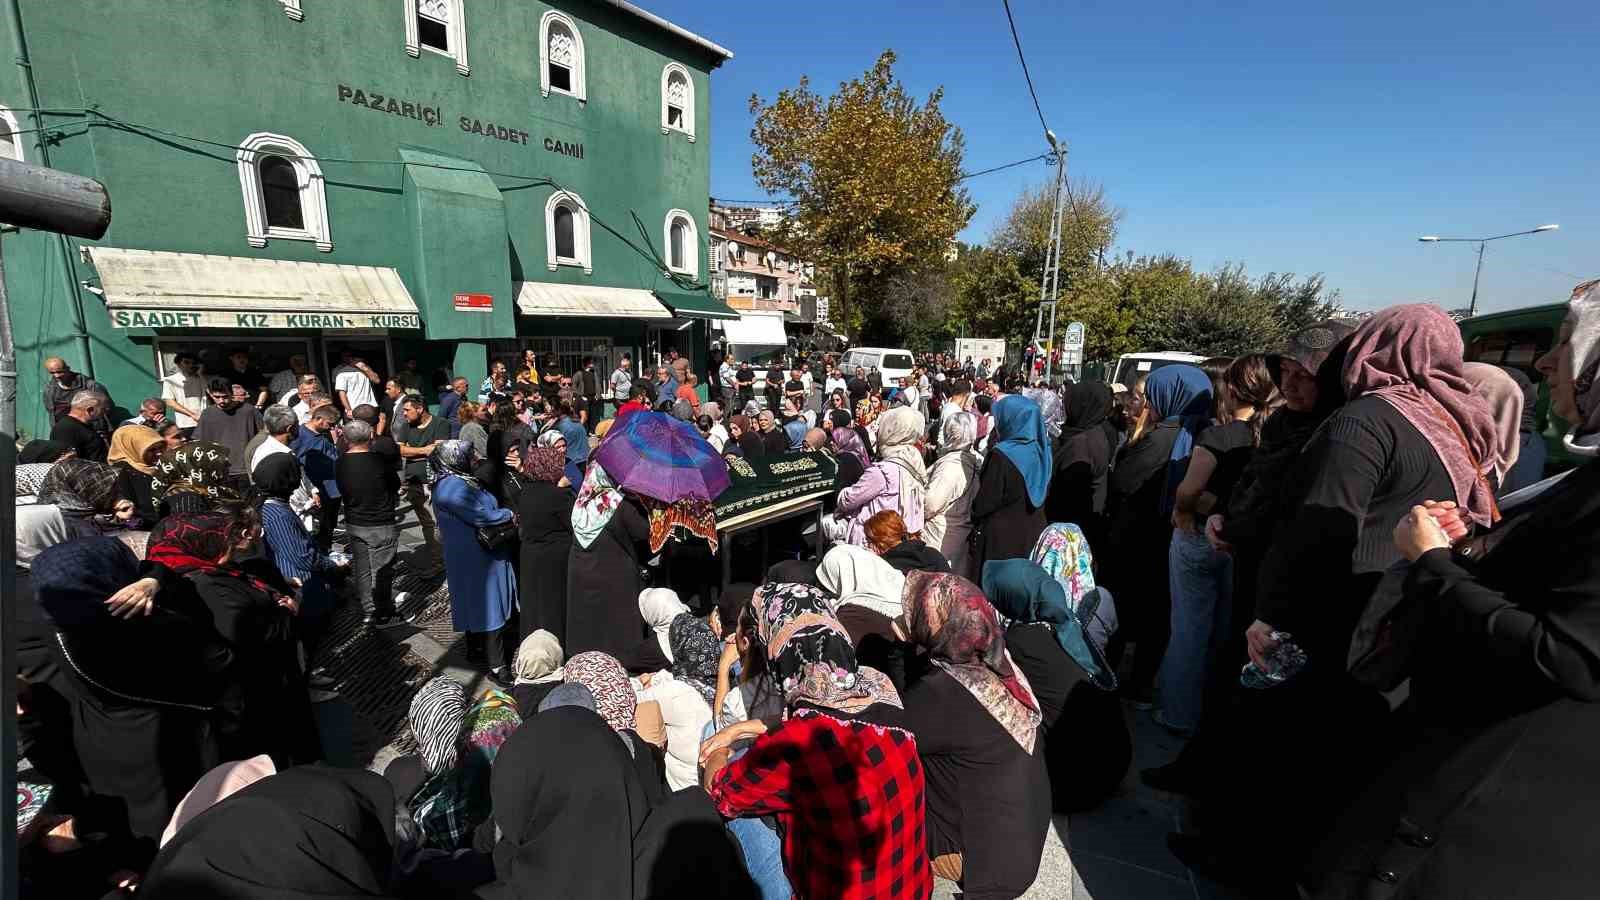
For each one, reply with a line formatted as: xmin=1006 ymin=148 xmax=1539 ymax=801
xmin=655 ymin=287 xmax=740 ymax=320
xmin=714 ymin=450 xmax=839 ymax=521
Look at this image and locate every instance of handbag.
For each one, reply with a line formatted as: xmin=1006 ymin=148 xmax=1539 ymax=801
xmin=476 ymin=518 xmax=519 ymax=552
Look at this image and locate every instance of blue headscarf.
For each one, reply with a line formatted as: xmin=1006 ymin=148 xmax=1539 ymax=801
xmin=991 ymin=394 xmax=1052 ymax=507
xmin=982 ymin=558 xmax=1117 ymax=691
xmin=1143 ymin=365 xmax=1214 ymax=514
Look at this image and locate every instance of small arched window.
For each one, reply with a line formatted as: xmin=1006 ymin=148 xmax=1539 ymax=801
xmin=545 ymin=191 xmax=591 ymax=273
xmin=661 ymin=63 xmax=694 ymax=141
xmin=236 ymin=132 xmax=331 ymax=251
xmin=663 ymin=209 xmax=697 ymax=278
xmin=404 ymin=0 xmax=469 ymax=75
xmin=540 ymin=12 xmax=586 ymax=102
xmin=0 ymin=105 xmax=22 ymax=161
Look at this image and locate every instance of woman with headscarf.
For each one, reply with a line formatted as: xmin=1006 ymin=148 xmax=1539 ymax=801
xmin=865 ymin=508 xmax=951 ymax=574
xmin=1296 ymin=279 xmax=1600 ymax=899
xmin=566 ymin=461 xmax=652 ymax=658
xmin=107 ymin=425 xmax=165 ymax=524
xmin=159 ymin=754 xmax=276 ymax=848
xmin=31 ymin=536 xmax=231 ymax=860
xmin=564 ymin=650 xmax=667 ymax=804
xmin=629 ymin=612 xmax=717 ymax=792
xmin=703 ymin=401 xmax=730 ymax=452
xmin=508 ymin=629 xmax=565 ymax=716
xmin=533 ymin=427 xmax=582 ymax=496
xmin=982 ymin=536 xmax=1130 ymax=814
xmin=971 ymin=394 xmax=1052 ymax=571
xmin=146 ymin=503 xmax=316 ymax=767
xmin=1100 ymin=364 xmax=1212 ymax=707
xmin=397 ymin=676 xmax=521 ymax=852
xmin=817 ymin=540 xmax=911 ymax=690
xmin=36 ymin=458 xmax=128 ymax=532
xmin=702 ymin=582 xmax=932 ymax=900
xmin=1046 ymin=381 xmax=1117 ymax=548
xmin=833 ymin=406 xmax=928 ymax=548
xmin=726 ymin=413 xmax=761 ymax=459
xmin=1462 ymin=361 xmax=1526 ymax=494
xmin=16 ymin=439 xmax=72 ymax=498
xmin=899 ymin=571 xmax=1050 ymax=896
xmin=925 ymin=410 xmax=982 ymax=576
xmin=141 ymin=766 xmax=400 ymax=899
xmin=1493 ymin=364 xmax=1545 ymax=494
xmin=1175 ymin=306 xmax=1485 ymax=891
xmin=150 ymin=441 xmax=239 ymax=518
xmin=638 ymin=588 xmax=689 ymax=663
xmin=516 ymin=444 xmax=573 ymax=646
xmin=431 ymin=439 xmax=519 ymax=684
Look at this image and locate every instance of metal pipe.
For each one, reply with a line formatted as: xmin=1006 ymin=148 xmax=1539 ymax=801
xmin=0 ymin=235 xmax=17 ymax=900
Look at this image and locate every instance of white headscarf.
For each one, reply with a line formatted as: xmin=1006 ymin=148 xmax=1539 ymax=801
xmin=16 ymin=504 xmax=70 ymax=569
xmin=816 ymin=543 xmax=907 ymax=619
xmin=873 ymin=407 xmax=928 ymax=528
xmin=1567 ymin=279 xmax=1600 ymax=456
xmin=513 ymin=629 xmax=565 ymax=685
xmin=638 ymin=588 xmax=689 ymax=661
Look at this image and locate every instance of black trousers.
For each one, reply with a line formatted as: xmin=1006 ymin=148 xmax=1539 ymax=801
xmin=313 ymin=496 xmax=342 ymax=553
xmin=464 ymin=623 xmax=513 ymax=670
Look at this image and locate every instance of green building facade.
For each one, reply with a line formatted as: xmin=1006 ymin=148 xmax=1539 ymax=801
xmin=2 ymin=0 xmax=732 ymax=438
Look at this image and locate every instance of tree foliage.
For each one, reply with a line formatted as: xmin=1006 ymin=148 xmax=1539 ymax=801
xmin=748 ymin=51 xmax=974 ymax=339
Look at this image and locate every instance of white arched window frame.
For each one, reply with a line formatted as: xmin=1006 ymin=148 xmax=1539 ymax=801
xmin=660 ymin=63 xmax=694 ymax=141
xmin=235 ymin=132 xmax=332 ymax=251
xmin=540 ymin=11 xmax=586 ymax=102
xmin=545 ymin=190 xmax=592 ymax=274
xmin=0 ymin=105 xmax=23 ymax=161
xmin=277 ymin=0 xmax=302 ymax=21
xmin=663 ymin=209 xmax=698 ymax=278
xmin=404 ymin=0 xmax=470 ymax=76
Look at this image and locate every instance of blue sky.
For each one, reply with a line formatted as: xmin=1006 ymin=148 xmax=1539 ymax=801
xmin=649 ymin=0 xmax=1596 ymax=313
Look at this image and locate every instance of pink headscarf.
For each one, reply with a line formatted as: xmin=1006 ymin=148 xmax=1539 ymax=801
xmin=159 ymin=754 xmax=276 ymax=846
xmin=1461 ymin=362 xmax=1524 ymax=489
xmin=1342 ymin=304 xmax=1500 ymax=525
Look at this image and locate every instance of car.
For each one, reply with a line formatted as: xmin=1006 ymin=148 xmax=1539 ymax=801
xmin=841 ymin=347 xmax=916 ymax=385
xmin=1458 ymin=302 xmax=1572 ymax=476
xmin=1110 ymin=351 xmax=1208 ymax=388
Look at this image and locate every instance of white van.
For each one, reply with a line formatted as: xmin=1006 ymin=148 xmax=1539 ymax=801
xmin=841 ymin=347 xmax=916 ymax=384
xmin=1111 ymin=351 xmax=1207 ymax=387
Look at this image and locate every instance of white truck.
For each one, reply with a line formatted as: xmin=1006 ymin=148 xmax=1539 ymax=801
xmin=954 ymin=338 xmax=1006 ymax=371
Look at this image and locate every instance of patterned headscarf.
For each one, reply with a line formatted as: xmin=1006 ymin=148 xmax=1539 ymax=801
xmin=520 ymin=446 xmax=566 ymax=485
xmin=668 ymin=613 xmax=721 ymax=706
xmin=429 ymin=439 xmax=481 ymax=488
xmin=564 ymin=651 xmax=636 ymax=734
xmin=146 ymin=511 xmax=282 ymax=599
xmin=901 ymin=571 xmax=1040 ymax=752
xmin=38 ymin=459 xmax=121 ymax=517
xmin=1563 ymin=279 xmax=1600 ymax=455
xmin=855 ymin=398 xmax=878 ymax=427
xmin=408 ymin=676 xmax=469 ymax=774
xmin=571 ymin=461 xmax=622 ymax=550
xmin=751 ymin=582 xmax=901 ymax=716
xmin=151 ymin=442 xmax=238 ymax=502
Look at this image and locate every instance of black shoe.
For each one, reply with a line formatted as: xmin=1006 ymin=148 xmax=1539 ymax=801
xmin=485 ymin=668 xmax=512 ymax=690
xmin=308 ymin=670 xmax=339 ymax=691
xmin=1140 ymin=762 xmax=1197 ymax=795
xmin=365 ymin=614 xmax=410 ymax=631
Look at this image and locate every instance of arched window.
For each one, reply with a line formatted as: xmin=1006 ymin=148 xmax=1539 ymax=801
xmin=540 ymin=11 xmax=586 ymax=102
xmin=545 ymin=191 xmax=591 ymax=273
xmin=236 ymin=132 xmax=331 ymax=251
xmin=663 ymin=209 xmax=697 ymax=278
xmin=0 ymin=105 xmax=21 ymax=161
xmin=404 ymin=0 xmax=469 ymax=75
xmin=661 ymin=63 xmax=694 ymax=141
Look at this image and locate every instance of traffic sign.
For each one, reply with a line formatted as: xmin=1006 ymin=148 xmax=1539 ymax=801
xmin=1064 ymin=321 xmax=1086 ymax=349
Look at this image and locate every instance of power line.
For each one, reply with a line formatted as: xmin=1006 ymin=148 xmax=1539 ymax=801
xmin=1001 ymin=0 xmax=1050 ymax=137
xmin=960 ymin=153 xmax=1049 ymax=180
xmin=713 ymin=152 xmax=1053 ymax=205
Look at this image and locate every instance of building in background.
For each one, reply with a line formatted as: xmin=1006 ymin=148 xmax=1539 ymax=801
xmin=707 ymin=204 xmax=835 ymax=359
xmin=2 ymin=0 xmax=733 ymax=437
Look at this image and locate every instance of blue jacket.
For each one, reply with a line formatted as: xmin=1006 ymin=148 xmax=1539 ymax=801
xmin=291 ymin=428 xmax=341 ymax=498
xmin=656 ymin=377 xmax=680 ymax=405
xmin=437 ymin=390 xmax=463 ymax=438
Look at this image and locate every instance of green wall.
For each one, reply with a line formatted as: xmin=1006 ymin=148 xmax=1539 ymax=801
xmin=3 ymin=0 xmax=723 ymax=437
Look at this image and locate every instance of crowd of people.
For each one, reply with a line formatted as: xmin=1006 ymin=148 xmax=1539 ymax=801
xmin=14 ymin=280 xmax=1600 ymax=899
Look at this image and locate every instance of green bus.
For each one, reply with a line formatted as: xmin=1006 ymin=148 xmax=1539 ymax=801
xmin=1457 ymin=303 xmax=1572 ymax=474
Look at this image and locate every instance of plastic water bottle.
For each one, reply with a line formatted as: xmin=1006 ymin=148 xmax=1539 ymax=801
xmin=1239 ymin=631 xmax=1308 ymax=689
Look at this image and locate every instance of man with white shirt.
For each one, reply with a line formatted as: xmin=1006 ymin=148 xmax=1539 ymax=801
xmin=161 ymin=351 xmax=208 ymax=431
xmin=250 ymin=405 xmax=318 ymax=523
xmin=608 ymin=355 xmax=634 ymax=418
xmin=333 ymin=348 xmax=381 ymax=417
xmin=283 ymin=377 xmax=323 ymax=426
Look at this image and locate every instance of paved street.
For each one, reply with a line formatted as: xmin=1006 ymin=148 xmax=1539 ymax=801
xmin=310 ymin=510 xmax=1242 ymax=900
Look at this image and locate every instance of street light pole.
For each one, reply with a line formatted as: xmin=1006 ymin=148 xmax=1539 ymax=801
xmin=1418 ymin=224 xmax=1560 ymax=318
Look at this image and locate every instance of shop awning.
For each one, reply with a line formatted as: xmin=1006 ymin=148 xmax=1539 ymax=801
xmin=653 ymin=287 xmax=739 ymax=320
xmin=86 ymin=247 xmax=421 ymax=330
xmin=719 ymin=312 xmax=788 ymax=347
xmin=514 ymin=281 xmax=671 ymax=319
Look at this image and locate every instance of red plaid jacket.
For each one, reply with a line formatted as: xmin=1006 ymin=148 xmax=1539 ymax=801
xmin=709 ymin=707 xmax=932 ymax=900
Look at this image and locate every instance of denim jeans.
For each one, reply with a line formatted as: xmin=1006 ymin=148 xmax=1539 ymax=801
xmin=701 ymin=721 xmax=791 ymax=900
xmin=345 ymin=522 xmax=398 ymax=619
xmin=1159 ymin=528 xmax=1234 ymax=731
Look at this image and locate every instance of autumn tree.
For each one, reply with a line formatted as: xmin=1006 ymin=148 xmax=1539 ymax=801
xmin=749 ymin=50 xmax=974 ymax=340
xmin=991 ymin=176 xmax=1123 ymax=283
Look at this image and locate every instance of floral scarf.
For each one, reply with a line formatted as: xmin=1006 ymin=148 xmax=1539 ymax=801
xmin=902 ymin=571 xmax=1041 ymax=752
xmin=642 ymin=495 xmax=720 ymax=554
xmin=408 ymin=679 xmax=522 ymax=851
xmin=151 ymin=442 xmax=239 ymax=502
xmin=429 ymin=439 xmax=482 ymax=489
xmin=751 ymin=582 xmax=901 ymax=717
xmin=669 ymin=613 xmax=722 ymax=706
xmin=571 ymin=462 xmax=623 ymax=550
xmin=520 ymin=446 xmax=566 ymax=485
xmin=563 ymin=651 xmax=636 ymax=733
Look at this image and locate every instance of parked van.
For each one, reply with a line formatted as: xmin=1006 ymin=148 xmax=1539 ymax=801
xmin=1458 ymin=303 xmax=1572 ymax=475
xmin=1110 ymin=351 xmax=1207 ymax=388
xmin=841 ymin=347 xmax=916 ymax=384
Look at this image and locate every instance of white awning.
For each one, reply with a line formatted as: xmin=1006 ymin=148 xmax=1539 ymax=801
xmin=87 ymin=247 xmax=421 ymax=330
xmin=514 ymin=281 xmax=671 ymax=319
xmin=720 ymin=312 xmax=788 ymax=347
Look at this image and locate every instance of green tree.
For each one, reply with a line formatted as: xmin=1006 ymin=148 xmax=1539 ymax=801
xmin=748 ymin=50 xmax=974 ymax=341
xmin=949 ymin=246 xmax=1036 ymax=349
xmin=990 ymin=176 xmax=1122 ymax=284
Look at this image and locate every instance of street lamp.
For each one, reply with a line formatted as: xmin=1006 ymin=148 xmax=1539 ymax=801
xmin=1418 ymin=224 xmax=1560 ymax=318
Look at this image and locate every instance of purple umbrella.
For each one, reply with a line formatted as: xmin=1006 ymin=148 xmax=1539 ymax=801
xmin=592 ymin=411 xmax=731 ymax=503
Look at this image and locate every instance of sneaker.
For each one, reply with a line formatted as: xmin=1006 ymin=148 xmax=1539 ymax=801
xmin=365 ymin=615 xmax=410 ymax=631
xmin=308 ymin=670 xmax=338 ymax=691
xmin=1153 ymin=709 xmax=1195 ymax=737
xmin=484 ymin=668 xmax=513 ymax=690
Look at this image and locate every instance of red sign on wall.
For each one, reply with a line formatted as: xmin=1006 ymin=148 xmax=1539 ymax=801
xmin=454 ymin=292 xmax=493 ymax=312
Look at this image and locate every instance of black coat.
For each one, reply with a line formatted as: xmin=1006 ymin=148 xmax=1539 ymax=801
xmin=1308 ymin=461 xmax=1600 ymax=899
xmin=1005 ymin=622 xmax=1129 ymax=812
xmin=970 ymin=450 xmax=1047 ymax=569
xmin=566 ymin=498 xmax=651 ymax=658
xmin=517 ymin=481 xmax=574 ymax=645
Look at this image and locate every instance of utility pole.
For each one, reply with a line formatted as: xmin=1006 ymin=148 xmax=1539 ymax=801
xmin=1033 ymin=131 xmax=1067 ymax=386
